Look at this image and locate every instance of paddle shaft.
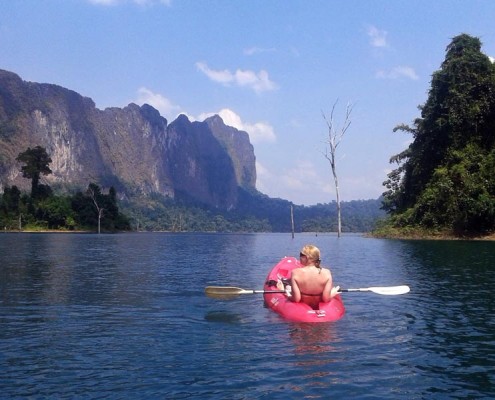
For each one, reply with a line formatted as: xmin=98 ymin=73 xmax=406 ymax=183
xmin=205 ymin=284 xmax=409 ymax=298
xmin=248 ymin=289 xmax=285 ymax=294
xmin=243 ymin=288 xmax=408 ymax=295
xmin=257 ymin=287 xmax=409 ymax=295
xmin=339 ymin=285 xmax=410 ymax=295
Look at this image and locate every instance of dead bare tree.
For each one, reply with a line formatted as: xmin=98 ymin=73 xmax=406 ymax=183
xmin=87 ymin=184 xmax=104 ymax=234
xmin=322 ymin=100 xmax=353 ymax=237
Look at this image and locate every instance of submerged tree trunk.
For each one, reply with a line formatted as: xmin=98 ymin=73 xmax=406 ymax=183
xmin=290 ymin=204 xmax=295 ymax=239
xmin=87 ymin=185 xmax=104 ymax=234
xmin=322 ymin=100 xmax=353 ymax=238
xmin=332 ymin=162 xmax=342 ymax=236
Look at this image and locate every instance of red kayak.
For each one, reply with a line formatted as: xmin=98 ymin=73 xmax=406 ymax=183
xmin=263 ymin=257 xmax=345 ymax=323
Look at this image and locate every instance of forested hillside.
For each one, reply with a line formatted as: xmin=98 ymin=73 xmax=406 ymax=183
xmin=121 ymin=189 xmax=384 ymax=233
xmin=1 ymin=146 xmax=384 ymax=233
xmin=381 ymin=34 xmax=495 ymax=236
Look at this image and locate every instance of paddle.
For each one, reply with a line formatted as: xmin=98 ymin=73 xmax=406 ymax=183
xmin=205 ymin=286 xmax=286 ymax=299
xmin=338 ymin=285 xmax=410 ymax=295
xmin=205 ymin=285 xmax=410 ymax=299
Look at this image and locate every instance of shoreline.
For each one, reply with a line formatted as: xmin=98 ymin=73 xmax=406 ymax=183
xmin=2 ymin=230 xmax=94 ymax=234
xmin=3 ymin=229 xmax=495 ymax=240
xmin=368 ymin=231 xmax=495 ymax=241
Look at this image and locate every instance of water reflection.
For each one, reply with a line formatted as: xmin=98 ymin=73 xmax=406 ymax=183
xmin=285 ymin=322 xmax=340 ymax=395
xmin=398 ymin=240 xmax=495 ymax=398
xmin=204 ymin=310 xmax=243 ymax=323
xmin=288 ymin=323 xmax=336 ymax=357
xmin=1 ymin=233 xmax=494 ymax=399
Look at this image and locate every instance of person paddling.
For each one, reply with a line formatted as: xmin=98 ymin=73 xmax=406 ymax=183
xmin=278 ymin=245 xmax=340 ymax=310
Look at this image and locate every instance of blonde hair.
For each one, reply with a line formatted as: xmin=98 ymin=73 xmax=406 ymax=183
xmin=300 ymin=244 xmax=321 ymax=267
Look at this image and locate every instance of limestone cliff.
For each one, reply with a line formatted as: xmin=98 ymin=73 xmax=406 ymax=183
xmin=0 ymin=69 xmax=256 ymax=209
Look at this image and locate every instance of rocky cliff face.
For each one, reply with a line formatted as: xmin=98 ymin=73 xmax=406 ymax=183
xmin=0 ymin=69 xmax=256 ymax=209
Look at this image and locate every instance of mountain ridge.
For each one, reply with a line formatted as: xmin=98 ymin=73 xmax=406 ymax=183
xmin=0 ymin=68 xmax=256 ymax=210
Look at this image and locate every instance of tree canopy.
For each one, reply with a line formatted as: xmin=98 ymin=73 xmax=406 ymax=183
xmin=16 ymin=145 xmax=53 ymax=199
xmin=1 ymin=146 xmax=130 ymax=232
xmin=382 ymin=34 xmax=495 ymax=235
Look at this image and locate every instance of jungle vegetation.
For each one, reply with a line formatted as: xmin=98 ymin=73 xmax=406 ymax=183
xmin=379 ymin=34 xmax=495 ymax=237
xmin=1 ymin=146 xmax=130 ymax=232
xmin=1 ymin=145 xmax=383 ymax=233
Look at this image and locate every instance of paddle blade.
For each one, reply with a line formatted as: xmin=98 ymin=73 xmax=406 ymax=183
xmin=205 ymin=286 xmax=247 ymax=300
xmin=205 ymin=286 xmax=285 ymax=299
xmin=369 ymin=285 xmax=410 ymax=295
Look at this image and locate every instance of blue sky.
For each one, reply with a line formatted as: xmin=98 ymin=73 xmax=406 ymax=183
xmin=1 ymin=0 xmax=495 ymax=205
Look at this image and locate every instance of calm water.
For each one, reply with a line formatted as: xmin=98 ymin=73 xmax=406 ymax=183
xmin=0 ymin=233 xmax=494 ymax=399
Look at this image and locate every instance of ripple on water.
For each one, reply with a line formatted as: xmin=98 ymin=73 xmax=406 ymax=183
xmin=1 ymin=234 xmax=494 ymax=399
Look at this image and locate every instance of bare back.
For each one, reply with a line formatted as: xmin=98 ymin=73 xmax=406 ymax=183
xmin=290 ymin=266 xmax=333 ymax=309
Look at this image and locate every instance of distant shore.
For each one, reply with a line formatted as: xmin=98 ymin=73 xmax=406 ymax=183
xmin=2 ymin=229 xmax=94 ymax=234
xmin=368 ymin=229 xmax=495 ymax=241
xmin=3 ymin=228 xmax=495 ymax=240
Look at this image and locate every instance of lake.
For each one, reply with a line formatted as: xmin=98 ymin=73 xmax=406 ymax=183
xmin=1 ymin=232 xmax=494 ymax=399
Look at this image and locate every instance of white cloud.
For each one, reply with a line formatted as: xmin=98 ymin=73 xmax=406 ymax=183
xmin=376 ymin=66 xmax=419 ymax=80
xmin=135 ymin=87 xmax=181 ymax=120
xmin=195 ymin=62 xmax=277 ymax=94
xmin=195 ymin=63 xmax=233 ymax=85
xmin=243 ymin=46 xmax=276 ymax=56
xmin=367 ymin=25 xmax=388 ymax=48
xmin=134 ymin=88 xmax=275 ymax=144
xmin=489 ymin=56 xmax=495 ymax=63
xmin=197 ymin=108 xmax=276 ymax=144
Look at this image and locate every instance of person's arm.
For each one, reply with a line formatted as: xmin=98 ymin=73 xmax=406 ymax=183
xmin=289 ymin=271 xmax=302 ymax=303
xmin=321 ymin=270 xmax=333 ymax=303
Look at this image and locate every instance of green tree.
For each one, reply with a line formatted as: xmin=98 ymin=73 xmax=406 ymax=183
xmin=71 ymin=183 xmax=130 ymax=232
xmin=36 ymin=196 xmax=74 ymax=229
xmin=383 ymin=34 xmax=495 ymax=235
xmin=1 ymin=185 xmax=21 ymax=214
xmin=16 ymin=146 xmax=53 ymax=200
xmin=0 ymin=185 xmax=21 ymax=229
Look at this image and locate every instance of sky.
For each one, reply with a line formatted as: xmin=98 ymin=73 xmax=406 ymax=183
xmin=1 ymin=0 xmax=495 ymax=206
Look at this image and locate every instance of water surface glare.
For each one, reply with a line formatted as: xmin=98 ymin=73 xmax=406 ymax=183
xmin=1 ymin=233 xmax=494 ymax=399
